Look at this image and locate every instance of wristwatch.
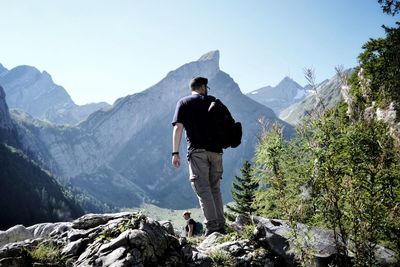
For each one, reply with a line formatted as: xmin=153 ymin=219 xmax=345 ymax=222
xmin=172 ymin=152 xmax=179 ymax=156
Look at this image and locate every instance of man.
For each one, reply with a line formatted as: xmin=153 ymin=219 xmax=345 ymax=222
xmin=171 ymin=76 xmax=225 ymax=236
xmin=182 ymin=210 xmax=196 ymax=237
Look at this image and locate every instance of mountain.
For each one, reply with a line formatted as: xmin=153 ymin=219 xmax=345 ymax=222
xmin=14 ymin=50 xmax=294 ymax=210
xmin=0 ymin=85 xmax=18 ymax=146
xmin=0 ymin=86 xmax=84 ymax=230
xmin=246 ymin=77 xmax=306 ymax=115
xmin=0 ymin=85 xmax=13 ymax=133
xmin=0 ymin=65 xmax=110 ymax=125
xmin=279 ymin=69 xmax=354 ymax=125
xmin=0 ymin=144 xmax=84 ymax=230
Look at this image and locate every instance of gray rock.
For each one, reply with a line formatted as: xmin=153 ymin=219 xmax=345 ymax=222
xmin=97 ymin=247 xmax=127 ymax=267
xmin=62 ymin=238 xmax=89 ymax=257
xmin=158 ymin=220 xmax=175 ymax=236
xmin=374 ymin=245 xmax=398 ymax=266
xmin=198 ymin=232 xmax=223 ymax=250
xmin=0 ymin=256 xmax=30 ymax=267
xmin=252 ymin=216 xmax=398 ymax=267
xmin=0 ymin=225 xmax=33 ymax=248
xmin=72 ymin=212 xmax=133 ymax=229
xmin=99 ymin=231 xmax=130 ymax=253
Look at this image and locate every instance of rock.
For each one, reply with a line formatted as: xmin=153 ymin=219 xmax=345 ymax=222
xmin=231 ymin=214 xmax=252 ymax=232
xmin=62 ymin=238 xmax=89 ymax=257
xmin=96 ymin=247 xmax=127 ymax=266
xmin=374 ymin=245 xmax=398 ymax=266
xmin=0 ymin=256 xmax=30 ymax=267
xmin=72 ymin=212 xmax=134 ymax=230
xmin=0 ymin=225 xmax=33 ymax=248
xmin=99 ymin=231 xmax=130 ymax=253
xmin=1 ymin=213 xmax=396 ymax=267
xmin=158 ymin=220 xmax=175 ymax=236
xmin=252 ymin=216 xmax=398 ymax=267
xmin=198 ymin=232 xmax=223 ymax=250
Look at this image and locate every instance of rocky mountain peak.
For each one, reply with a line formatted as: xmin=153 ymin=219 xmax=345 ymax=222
xmin=0 ymin=64 xmax=7 ymax=76
xmin=198 ymin=50 xmax=220 ymax=62
xmin=276 ymin=76 xmax=302 ymax=88
xmin=246 ymin=76 xmax=306 ymax=115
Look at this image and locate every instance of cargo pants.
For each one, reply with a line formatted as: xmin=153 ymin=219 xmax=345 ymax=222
xmin=188 ymin=149 xmax=225 ymax=231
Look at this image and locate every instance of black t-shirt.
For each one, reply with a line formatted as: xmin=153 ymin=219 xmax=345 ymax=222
xmin=185 ymin=218 xmax=196 ymax=234
xmin=172 ymin=93 xmax=223 ymax=154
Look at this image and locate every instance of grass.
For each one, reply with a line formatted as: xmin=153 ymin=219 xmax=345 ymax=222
xmin=27 ymin=243 xmax=65 ymax=265
xmin=186 ymin=235 xmax=206 ymax=246
xmin=208 ymin=249 xmax=236 ymax=267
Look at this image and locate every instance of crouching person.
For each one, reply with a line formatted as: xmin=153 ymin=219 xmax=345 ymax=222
xmin=183 ymin=210 xmax=203 ymax=237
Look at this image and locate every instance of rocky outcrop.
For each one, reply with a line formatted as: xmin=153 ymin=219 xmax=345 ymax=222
xmin=0 ymin=213 xmax=396 ymax=267
xmin=252 ymin=216 xmax=397 ymax=267
xmin=0 ymin=212 xmax=278 ymax=267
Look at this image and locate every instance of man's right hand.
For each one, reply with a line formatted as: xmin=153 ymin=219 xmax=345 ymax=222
xmin=172 ymin=154 xmax=180 ymax=168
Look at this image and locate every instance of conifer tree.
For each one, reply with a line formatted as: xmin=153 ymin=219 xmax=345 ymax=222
xmin=226 ymin=161 xmax=259 ymax=220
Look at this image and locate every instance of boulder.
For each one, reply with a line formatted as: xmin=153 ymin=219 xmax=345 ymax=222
xmin=0 ymin=225 xmax=33 ymax=248
xmin=252 ymin=216 xmax=398 ymax=267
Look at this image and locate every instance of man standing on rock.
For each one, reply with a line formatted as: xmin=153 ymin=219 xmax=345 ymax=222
xmin=171 ymin=77 xmax=226 ymax=236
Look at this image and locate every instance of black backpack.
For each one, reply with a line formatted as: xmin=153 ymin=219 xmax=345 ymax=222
xmin=207 ymin=97 xmax=242 ymax=149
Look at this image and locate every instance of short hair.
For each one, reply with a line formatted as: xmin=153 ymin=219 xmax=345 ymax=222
xmin=189 ymin=77 xmax=208 ymax=91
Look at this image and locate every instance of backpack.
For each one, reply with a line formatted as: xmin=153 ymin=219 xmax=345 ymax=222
xmin=207 ymin=97 xmax=242 ymax=149
xmin=194 ymin=221 xmax=204 ymax=235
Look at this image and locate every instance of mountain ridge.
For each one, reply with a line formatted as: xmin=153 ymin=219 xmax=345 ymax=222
xmin=246 ymin=76 xmax=306 ymax=115
xmin=0 ymin=64 xmax=110 ymax=125
xmin=12 ymin=50 xmax=294 ymax=210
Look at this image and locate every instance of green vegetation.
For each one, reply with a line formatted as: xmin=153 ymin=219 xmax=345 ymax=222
xmin=0 ymin=144 xmax=84 ymax=230
xmin=186 ymin=235 xmax=206 ymax=246
xmin=228 ymin=5 xmax=400 ymax=266
xmin=27 ymin=243 xmax=66 ymax=265
xmin=97 ymin=211 xmax=147 ymax=242
xmin=244 ymin=20 xmax=400 ymax=267
xmin=226 ymin=161 xmax=259 ymax=222
xmin=208 ymin=249 xmax=236 ymax=267
xmin=217 ymin=224 xmax=256 ymax=244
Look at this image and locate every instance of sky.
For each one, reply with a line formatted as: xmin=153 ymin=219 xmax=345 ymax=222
xmin=0 ymin=1 xmax=398 ymax=105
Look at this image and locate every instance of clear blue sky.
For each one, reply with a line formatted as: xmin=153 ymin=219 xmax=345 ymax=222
xmin=0 ymin=1 xmax=398 ymax=105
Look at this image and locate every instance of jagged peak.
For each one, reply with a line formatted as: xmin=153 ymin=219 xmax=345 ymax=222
xmin=197 ymin=50 xmax=220 ymax=62
xmin=277 ymin=76 xmax=303 ymax=88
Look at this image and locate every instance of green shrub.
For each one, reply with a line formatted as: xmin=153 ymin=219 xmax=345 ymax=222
xmin=208 ymin=249 xmax=236 ymax=267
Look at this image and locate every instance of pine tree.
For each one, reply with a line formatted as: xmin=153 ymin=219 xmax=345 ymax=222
xmin=226 ymin=161 xmax=259 ymax=220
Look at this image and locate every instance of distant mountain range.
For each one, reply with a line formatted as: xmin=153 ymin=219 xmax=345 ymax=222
xmin=0 ymin=51 xmax=294 ymax=211
xmin=0 ymin=85 xmax=83 ymax=229
xmin=280 ymin=70 xmax=353 ymax=125
xmin=246 ymin=77 xmax=308 ymax=115
xmin=0 ymin=51 xmax=347 ymax=215
xmin=0 ymin=64 xmax=110 ymax=125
